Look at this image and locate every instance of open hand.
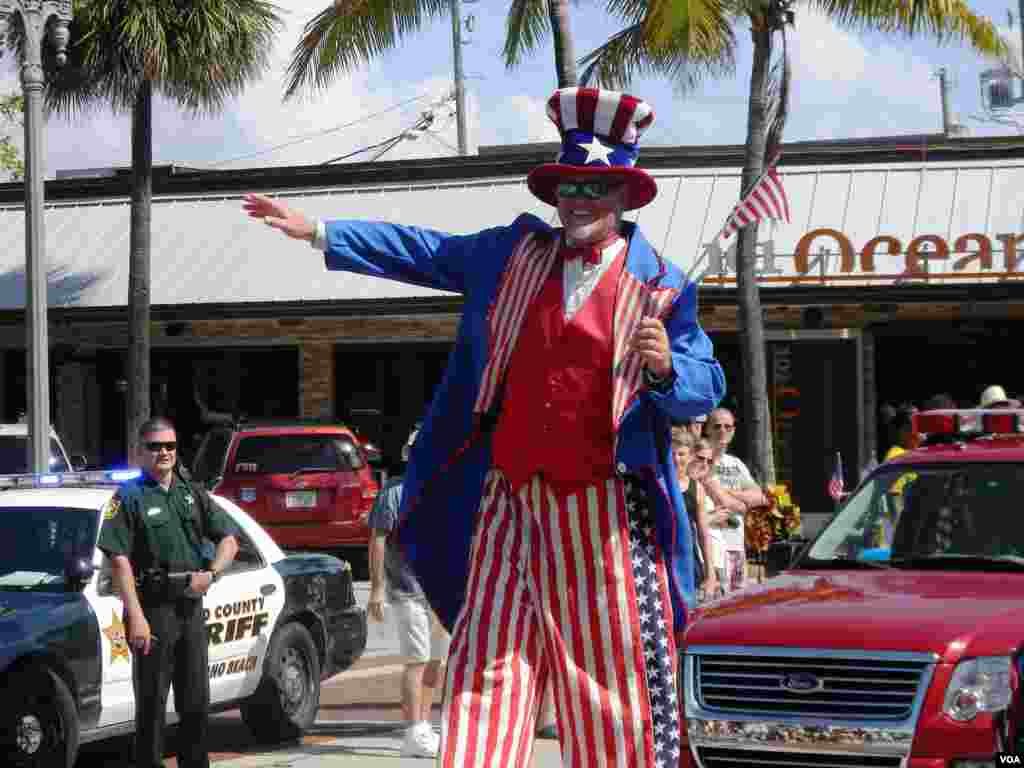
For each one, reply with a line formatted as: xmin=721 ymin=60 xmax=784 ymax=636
xmin=631 ymin=317 xmax=671 ymax=378
xmin=367 ymin=587 xmax=386 ymax=622
xmin=243 ymin=193 xmax=316 ymax=242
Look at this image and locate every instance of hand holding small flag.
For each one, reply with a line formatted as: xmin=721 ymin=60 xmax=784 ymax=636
xmin=827 ymin=451 xmax=845 ymax=502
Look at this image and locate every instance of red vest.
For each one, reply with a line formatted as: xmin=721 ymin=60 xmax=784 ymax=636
xmin=492 ymin=249 xmax=626 ymax=493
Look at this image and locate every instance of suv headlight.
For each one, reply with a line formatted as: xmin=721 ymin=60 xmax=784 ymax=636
xmin=943 ymin=656 xmax=1013 ymax=721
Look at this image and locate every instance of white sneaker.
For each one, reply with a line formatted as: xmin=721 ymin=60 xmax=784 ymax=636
xmin=400 ymin=723 xmax=439 ymax=758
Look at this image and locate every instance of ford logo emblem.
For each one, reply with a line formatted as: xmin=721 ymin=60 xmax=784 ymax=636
xmin=781 ymin=672 xmax=823 ymax=694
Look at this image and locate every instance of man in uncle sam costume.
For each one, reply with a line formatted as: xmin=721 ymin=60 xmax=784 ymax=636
xmin=244 ymin=87 xmax=724 ymax=767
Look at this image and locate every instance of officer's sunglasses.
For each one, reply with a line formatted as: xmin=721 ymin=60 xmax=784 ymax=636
xmin=555 ymin=180 xmax=616 ymax=200
xmin=144 ymin=441 xmax=177 ymax=452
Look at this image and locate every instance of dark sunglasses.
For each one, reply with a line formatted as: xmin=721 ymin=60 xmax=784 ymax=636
xmin=692 ymin=455 xmax=713 ymax=464
xmin=144 ymin=441 xmax=177 ymax=452
xmin=555 ymin=180 xmax=616 ymax=200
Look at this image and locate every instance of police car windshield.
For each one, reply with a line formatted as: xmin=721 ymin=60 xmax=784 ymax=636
xmin=233 ymin=435 xmax=364 ymax=474
xmin=0 ymin=506 xmax=98 ymax=589
xmin=0 ymin=436 xmax=70 ymax=473
xmin=803 ymin=463 xmax=1023 ymax=569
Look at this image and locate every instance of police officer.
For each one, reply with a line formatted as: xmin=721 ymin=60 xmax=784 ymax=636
xmin=97 ymin=416 xmax=238 ymax=768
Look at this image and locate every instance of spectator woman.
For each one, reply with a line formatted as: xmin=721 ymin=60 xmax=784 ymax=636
xmin=672 ymin=429 xmax=720 ymax=600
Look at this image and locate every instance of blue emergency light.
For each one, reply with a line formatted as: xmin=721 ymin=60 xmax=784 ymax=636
xmin=0 ymin=468 xmax=143 ymax=490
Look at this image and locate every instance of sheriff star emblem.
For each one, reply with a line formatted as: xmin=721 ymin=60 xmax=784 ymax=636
xmin=184 ymin=494 xmax=194 ymax=507
xmin=102 ymin=495 xmax=122 ymax=521
xmin=103 ymin=610 xmax=130 ymax=663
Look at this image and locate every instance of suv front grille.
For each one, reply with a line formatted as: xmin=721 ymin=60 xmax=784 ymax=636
xmin=696 ymin=747 xmax=902 ymax=767
xmin=696 ymin=654 xmax=928 ymax=720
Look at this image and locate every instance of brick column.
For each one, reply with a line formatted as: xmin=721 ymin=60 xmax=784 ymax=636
xmin=300 ymin=342 xmax=335 ymax=420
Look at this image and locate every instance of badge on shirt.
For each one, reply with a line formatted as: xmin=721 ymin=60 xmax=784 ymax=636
xmin=184 ymin=494 xmax=194 ymax=507
xmin=102 ymin=495 xmax=122 ymax=521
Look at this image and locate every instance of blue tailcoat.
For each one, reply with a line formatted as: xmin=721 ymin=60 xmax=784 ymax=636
xmin=322 ymin=213 xmax=725 ymax=632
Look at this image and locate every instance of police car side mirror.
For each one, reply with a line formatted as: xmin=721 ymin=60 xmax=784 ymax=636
xmin=65 ymin=556 xmax=96 ymax=588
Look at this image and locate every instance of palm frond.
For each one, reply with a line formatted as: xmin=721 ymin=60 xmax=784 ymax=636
xmin=804 ymin=0 xmax=1007 ymax=58
xmin=580 ymin=12 xmax=736 ymax=94
xmin=37 ymin=0 xmax=282 ymax=116
xmin=284 ymin=0 xmax=449 ymax=99
xmin=503 ymin=0 xmax=551 ymax=69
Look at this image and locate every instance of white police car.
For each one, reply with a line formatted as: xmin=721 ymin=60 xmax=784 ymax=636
xmin=0 ymin=470 xmax=367 ymax=768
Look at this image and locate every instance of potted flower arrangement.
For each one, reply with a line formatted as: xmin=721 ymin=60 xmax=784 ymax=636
xmin=745 ymin=484 xmax=802 ymax=559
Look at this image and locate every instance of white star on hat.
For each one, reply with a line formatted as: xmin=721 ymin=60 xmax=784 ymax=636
xmin=578 ymin=136 xmax=614 ymax=165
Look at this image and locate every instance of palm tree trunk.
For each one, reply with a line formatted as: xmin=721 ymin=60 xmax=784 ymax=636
xmin=548 ymin=0 xmax=578 ymax=87
xmin=736 ymin=19 xmax=774 ymax=485
xmin=127 ymin=79 xmax=153 ymax=462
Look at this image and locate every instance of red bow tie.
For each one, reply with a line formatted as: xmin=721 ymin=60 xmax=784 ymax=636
xmin=562 ymin=244 xmax=603 ymax=266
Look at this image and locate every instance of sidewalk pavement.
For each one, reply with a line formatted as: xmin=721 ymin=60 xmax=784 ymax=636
xmin=208 ymin=641 xmax=567 ymax=767
xmin=211 ymin=720 xmax=566 ymax=767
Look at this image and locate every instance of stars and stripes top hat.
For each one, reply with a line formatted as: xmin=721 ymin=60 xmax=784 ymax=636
xmin=527 ymin=87 xmax=658 ymax=211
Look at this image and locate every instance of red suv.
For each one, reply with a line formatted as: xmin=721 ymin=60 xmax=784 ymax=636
xmin=191 ymin=422 xmax=379 ymax=554
xmin=679 ymin=407 xmax=1024 ymax=767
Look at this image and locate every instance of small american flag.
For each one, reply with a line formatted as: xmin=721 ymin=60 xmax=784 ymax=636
xmin=827 ymin=451 xmax=845 ymax=502
xmin=721 ymin=156 xmax=790 ymax=239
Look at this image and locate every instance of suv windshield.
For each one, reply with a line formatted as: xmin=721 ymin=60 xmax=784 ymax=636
xmin=0 ymin=437 xmax=69 ymax=473
xmin=0 ymin=507 xmax=98 ymax=590
xmin=233 ymin=434 xmax=365 ymax=474
xmin=804 ymin=463 xmax=1023 ymax=569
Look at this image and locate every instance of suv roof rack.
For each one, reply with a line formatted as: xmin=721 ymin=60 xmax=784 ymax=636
xmin=0 ymin=468 xmax=142 ymax=491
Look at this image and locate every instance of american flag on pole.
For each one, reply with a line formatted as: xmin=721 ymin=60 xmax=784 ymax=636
xmin=827 ymin=451 xmax=845 ymax=502
xmin=720 ymin=156 xmax=790 ymax=239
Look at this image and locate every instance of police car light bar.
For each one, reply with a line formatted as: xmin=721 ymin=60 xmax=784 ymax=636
xmin=913 ymin=409 xmax=1024 ymax=437
xmin=0 ymin=468 xmax=143 ymax=490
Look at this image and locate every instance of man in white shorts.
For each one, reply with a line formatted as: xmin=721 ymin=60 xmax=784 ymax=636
xmin=703 ymin=407 xmax=767 ymax=592
xmin=368 ymin=427 xmax=450 ymax=758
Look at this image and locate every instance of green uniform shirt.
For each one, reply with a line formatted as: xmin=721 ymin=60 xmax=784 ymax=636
xmin=97 ymin=473 xmax=236 ymax=573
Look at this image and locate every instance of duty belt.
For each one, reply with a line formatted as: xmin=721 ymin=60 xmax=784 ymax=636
xmin=136 ymin=568 xmax=200 ymax=600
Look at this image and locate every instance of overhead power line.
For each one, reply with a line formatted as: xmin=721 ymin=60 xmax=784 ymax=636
xmin=321 ymin=94 xmax=456 ymax=165
xmin=201 ymin=91 xmax=438 ymax=168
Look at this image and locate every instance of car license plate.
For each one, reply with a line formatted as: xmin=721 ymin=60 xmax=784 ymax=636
xmin=285 ymin=490 xmax=317 ymax=508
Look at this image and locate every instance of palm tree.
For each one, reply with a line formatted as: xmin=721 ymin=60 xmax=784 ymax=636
xmin=583 ymin=0 xmax=1005 ymax=484
xmin=284 ymin=0 xmax=580 ymax=99
xmin=6 ymin=0 xmax=281 ymax=460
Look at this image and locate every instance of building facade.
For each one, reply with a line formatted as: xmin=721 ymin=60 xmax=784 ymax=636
xmin=1 ymin=133 xmax=1022 ymax=526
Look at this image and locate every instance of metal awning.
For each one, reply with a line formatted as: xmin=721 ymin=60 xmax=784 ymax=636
xmin=1 ymin=155 xmax=1022 ymax=311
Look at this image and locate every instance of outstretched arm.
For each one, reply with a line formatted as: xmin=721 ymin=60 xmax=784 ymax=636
xmin=244 ymin=193 xmax=532 ymax=296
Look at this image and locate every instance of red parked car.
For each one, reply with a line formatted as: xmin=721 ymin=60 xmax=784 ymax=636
xmin=191 ymin=421 xmax=379 ymax=557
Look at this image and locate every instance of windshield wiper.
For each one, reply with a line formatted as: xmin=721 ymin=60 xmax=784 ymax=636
xmin=797 ymin=556 xmax=890 ymax=570
xmin=890 ymin=554 xmax=1024 ymax=571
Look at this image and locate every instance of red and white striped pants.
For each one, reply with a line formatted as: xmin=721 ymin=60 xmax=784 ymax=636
xmin=440 ymin=470 xmax=681 ymax=767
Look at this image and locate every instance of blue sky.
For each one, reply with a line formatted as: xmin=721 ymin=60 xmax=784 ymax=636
xmin=1 ymin=0 xmax=1022 ymax=177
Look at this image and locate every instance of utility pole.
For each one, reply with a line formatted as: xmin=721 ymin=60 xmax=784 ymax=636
xmin=450 ymin=0 xmax=468 ymax=155
xmin=936 ymin=67 xmax=958 ymax=137
xmin=1019 ymin=0 xmax=1024 ymax=96
xmin=0 ymin=1 xmax=73 ymax=473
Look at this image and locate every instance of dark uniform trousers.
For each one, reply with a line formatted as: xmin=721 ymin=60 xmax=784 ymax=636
xmin=133 ymin=594 xmax=209 ymax=768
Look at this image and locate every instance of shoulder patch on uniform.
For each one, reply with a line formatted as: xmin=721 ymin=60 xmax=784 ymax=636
xmin=102 ymin=495 xmax=122 ymax=521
